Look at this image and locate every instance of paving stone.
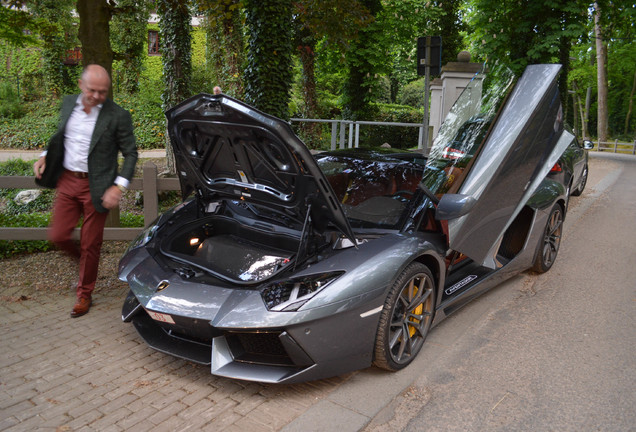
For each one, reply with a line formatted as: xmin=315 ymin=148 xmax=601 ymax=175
xmin=231 ymin=415 xmax=275 ymax=432
xmin=0 ymin=278 xmax=348 ymax=431
xmin=90 ymin=406 xmax=132 ymax=430
xmin=147 ymin=401 xmax=187 ymax=425
xmin=232 ymin=393 xmax=267 ymax=416
xmin=0 ymin=416 xmax=20 ymax=430
xmin=115 ymin=404 xmax=159 ymax=430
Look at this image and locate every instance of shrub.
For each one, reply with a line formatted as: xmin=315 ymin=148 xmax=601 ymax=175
xmin=357 ymin=103 xmax=424 ymax=149
xmin=0 ymin=99 xmax=59 ymax=149
xmin=114 ymin=91 xmax=165 ymax=150
xmin=0 ymin=82 xmax=26 ymax=119
xmin=397 ymin=78 xmax=426 ymax=108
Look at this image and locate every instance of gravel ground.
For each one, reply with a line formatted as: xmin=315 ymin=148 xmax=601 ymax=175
xmin=0 ymin=241 xmax=130 ymax=302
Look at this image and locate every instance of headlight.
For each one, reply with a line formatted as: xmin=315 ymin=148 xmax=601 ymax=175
xmin=261 ymin=272 xmax=343 ymax=312
xmin=125 ymin=222 xmax=159 ymax=254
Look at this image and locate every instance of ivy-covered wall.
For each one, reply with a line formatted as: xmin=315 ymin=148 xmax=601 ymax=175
xmin=0 ymin=43 xmax=45 ymax=100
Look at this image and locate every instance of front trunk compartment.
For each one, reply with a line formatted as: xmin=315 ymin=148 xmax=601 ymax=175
xmin=160 ymin=214 xmax=300 ymax=284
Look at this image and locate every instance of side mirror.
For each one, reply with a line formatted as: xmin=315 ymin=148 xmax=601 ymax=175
xmin=435 ymin=194 xmax=477 ymax=220
xmin=583 ymin=140 xmax=594 ymax=150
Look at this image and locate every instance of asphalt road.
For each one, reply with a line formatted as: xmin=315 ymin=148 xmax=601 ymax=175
xmin=285 ymin=152 xmax=636 ymax=432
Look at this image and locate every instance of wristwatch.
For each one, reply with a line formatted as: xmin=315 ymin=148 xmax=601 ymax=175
xmin=116 ymin=184 xmax=127 ymax=193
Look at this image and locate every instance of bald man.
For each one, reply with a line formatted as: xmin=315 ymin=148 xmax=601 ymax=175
xmin=34 ymin=64 xmax=138 ymax=317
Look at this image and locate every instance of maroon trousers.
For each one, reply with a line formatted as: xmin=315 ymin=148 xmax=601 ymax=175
xmin=49 ymin=171 xmax=108 ymax=300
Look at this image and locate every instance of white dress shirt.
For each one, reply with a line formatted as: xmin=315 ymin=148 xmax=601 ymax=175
xmin=43 ymin=97 xmax=129 ymax=188
xmin=63 ymin=99 xmax=100 ymax=173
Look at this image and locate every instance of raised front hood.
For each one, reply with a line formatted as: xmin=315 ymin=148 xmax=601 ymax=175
xmin=165 ymin=94 xmax=356 ymax=243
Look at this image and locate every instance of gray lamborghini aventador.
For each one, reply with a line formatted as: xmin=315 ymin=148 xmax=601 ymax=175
xmin=119 ymin=63 xmax=578 ymax=383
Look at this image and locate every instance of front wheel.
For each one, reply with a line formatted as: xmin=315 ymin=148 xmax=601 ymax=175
xmin=374 ymin=262 xmax=435 ymax=371
xmin=532 ymin=203 xmax=563 ymax=273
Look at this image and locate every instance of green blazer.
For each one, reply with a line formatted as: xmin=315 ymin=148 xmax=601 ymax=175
xmin=36 ymin=95 xmax=138 ymax=213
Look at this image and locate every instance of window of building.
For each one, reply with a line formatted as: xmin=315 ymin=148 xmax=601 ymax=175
xmin=148 ymin=30 xmax=159 ymax=55
xmin=64 ymin=47 xmax=82 ymax=65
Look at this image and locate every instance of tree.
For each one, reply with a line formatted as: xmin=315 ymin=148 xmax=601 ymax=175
xmin=291 ymin=0 xmax=373 ymax=145
xmin=466 ymin=0 xmax=589 ymax=113
xmin=77 ymin=0 xmax=114 ymax=78
xmin=377 ymin=0 xmax=444 ymax=103
xmin=29 ymin=0 xmax=77 ymax=97
xmin=0 ymin=1 xmax=39 ymax=47
xmin=429 ymin=0 xmax=466 ymax=67
xmin=594 ymin=2 xmax=609 ymax=142
xmin=198 ymin=0 xmax=245 ymax=98
xmin=111 ymin=0 xmax=152 ymax=94
xmin=156 ymin=0 xmax=192 ymax=174
xmin=243 ymin=0 xmax=293 ymax=119
xmin=593 ymin=0 xmax=635 ymax=138
xmin=157 ymin=0 xmax=192 ymax=110
xmin=342 ymin=0 xmax=383 ymax=120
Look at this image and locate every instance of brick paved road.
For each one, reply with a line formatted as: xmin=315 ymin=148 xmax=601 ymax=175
xmin=0 ymin=268 xmax=351 ymax=431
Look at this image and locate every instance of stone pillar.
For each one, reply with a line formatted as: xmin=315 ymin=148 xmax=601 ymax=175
xmin=429 ymin=51 xmax=482 ymax=141
xmin=429 ymin=78 xmax=443 ymax=144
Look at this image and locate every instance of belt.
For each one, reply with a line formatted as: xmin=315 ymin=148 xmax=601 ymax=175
xmin=66 ymin=170 xmax=89 ymax=179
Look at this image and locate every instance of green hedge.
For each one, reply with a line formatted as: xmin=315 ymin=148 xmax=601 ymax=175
xmin=358 ymin=103 xmax=424 ymax=149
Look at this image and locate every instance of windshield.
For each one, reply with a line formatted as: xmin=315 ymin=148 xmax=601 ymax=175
xmin=317 ymin=152 xmax=425 ymax=229
xmin=422 ymin=63 xmax=517 ymax=195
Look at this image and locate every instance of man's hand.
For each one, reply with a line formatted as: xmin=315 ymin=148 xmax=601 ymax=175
xmin=101 ymin=185 xmax=123 ymax=209
xmin=33 ymin=157 xmax=46 ymax=179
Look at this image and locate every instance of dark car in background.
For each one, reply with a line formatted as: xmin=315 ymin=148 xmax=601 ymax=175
xmin=551 ymin=138 xmax=593 ymax=197
xmin=119 ymin=63 xmax=577 ymax=383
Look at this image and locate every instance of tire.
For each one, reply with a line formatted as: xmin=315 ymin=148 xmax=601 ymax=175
xmin=571 ymin=164 xmax=588 ymax=196
xmin=373 ymin=262 xmax=435 ymax=371
xmin=532 ymin=203 xmax=563 ymax=273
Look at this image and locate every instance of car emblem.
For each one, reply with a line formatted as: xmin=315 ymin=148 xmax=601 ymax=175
xmin=156 ymin=280 xmax=170 ymax=292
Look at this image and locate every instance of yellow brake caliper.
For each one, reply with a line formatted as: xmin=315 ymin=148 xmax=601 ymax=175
xmin=409 ymin=279 xmax=423 ymax=337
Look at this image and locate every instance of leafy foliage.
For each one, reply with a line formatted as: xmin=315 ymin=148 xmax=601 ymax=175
xmin=111 ymin=0 xmax=152 ymax=94
xmin=114 ymin=93 xmax=165 ymax=149
xmin=0 ymin=1 xmax=40 ymax=47
xmin=157 ymin=0 xmax=193 ymax=110
xmin=198 ymin=0 xmax=246 ymax=98
xmin=243 ymin=0 xmax=294 ymax=119
xmin=0 ymin=82 xmax=25 ymax=119
xmin=28 ymin=0 xmax=78 ymax=97
xmin=360 ymin=103 xmax=424 ymax=148
xmin=397 ymin=78 xmax=426 ymax=108
xmin=0 ymin=99 xmax=59 ymax=149
xmin=465 ymin=0 xmax=589 ymax=75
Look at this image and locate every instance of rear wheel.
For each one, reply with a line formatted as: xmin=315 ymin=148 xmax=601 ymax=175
xmin=532 ymin=203 xmax=563 ymax=273
xmin=571 ymin=164 xmax=588 ymax=196
xmin=374 ymin=263 xmax=435 ymax=371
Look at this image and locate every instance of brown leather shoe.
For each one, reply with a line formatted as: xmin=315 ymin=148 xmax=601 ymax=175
xmin=70 ymin=297 xmax=92 ymax=318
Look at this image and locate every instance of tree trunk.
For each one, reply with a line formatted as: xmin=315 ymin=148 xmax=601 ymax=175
xmin=594 ymin=2 xmax=609 ymax=142
xmin=77 ymin=0 xmax=114 ymax=84
xmin=624 ymin=69 xmax=636 ymax=135
xmin=297 ymin=40 xmax=321 ymax=148
xmin=244 ymin=0 xmax=293 ymax=119
xmin=585 ymin=86 xmax=591 ymax=140
xmin=157 ymin=0 xmax=192 ymax=175
xmin=222 ymin=10 xmax=244 ymax=97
